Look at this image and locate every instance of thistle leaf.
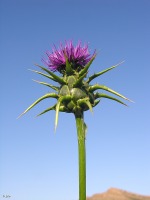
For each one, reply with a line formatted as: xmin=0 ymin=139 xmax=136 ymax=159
xmin=87 ymin=61 xmax=124 ymax=83
xmin=17 ymin=93 xmax=58 ymax=118
xmin=85 ymin=100 xmax=93 ymax=113
xmin=35 ymin=64 xmax=66 ymax=85
xmin=36 ymin=104 xmax=56 ymax=117
xmin=55 ymin=95 xmax=72 ymax=131
xmin=89 ymin=84 xmax=133 ymax=102
xmin=64 ymin=53 xmax=73 ymax=75
xmin=32 ymin=79 xmax=59 ymax=91
xmin=55 ymin=100 xmax=61 ymax=131
xmin=94 ymin=93 xmax=127 ymax=106
xmin=77 ymin=98 xmax=93 ymax=113
xmin=29 ymin=69 xmax=55 ymax=81
xmin=59 ymin=105 xmax=71 ymax=113
xmin=73 ymin=72 xmax=87 ymax=87
xmin=79 ymin=54 xmax=96 ymax=77
xmin=93 ymin=99 xmax=100 ymax=107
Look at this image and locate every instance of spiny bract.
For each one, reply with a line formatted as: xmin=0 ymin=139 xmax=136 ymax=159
xmin=19 ymin=41 xmax=132 ymax=129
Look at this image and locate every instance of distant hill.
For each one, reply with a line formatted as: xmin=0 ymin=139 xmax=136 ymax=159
xmin=86 ymin=188 xmax=150 ymax=200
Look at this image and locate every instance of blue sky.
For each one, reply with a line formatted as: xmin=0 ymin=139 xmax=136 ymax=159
xmin=0 ymin=0 xmax=150 ymax=200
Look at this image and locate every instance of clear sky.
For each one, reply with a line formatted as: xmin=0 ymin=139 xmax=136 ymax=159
xmin=0 ymin=0 xmax=150 ymax=200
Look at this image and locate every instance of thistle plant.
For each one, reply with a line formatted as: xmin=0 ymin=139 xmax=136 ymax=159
xmin=19 ymin=41 xmax=131 ymax=200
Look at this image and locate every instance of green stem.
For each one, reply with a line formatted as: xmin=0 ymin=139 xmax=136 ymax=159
xmin=75 ymin=111 xmax=86 ymax=200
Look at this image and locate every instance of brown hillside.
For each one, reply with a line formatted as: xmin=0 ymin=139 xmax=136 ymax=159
xmin=86 ymin=188 xmax=150 ymax=200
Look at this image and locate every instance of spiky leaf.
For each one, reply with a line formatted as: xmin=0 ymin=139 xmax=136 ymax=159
xmin=18 ymin=93 xmax=58 ymax=118
xmin=64 ymin=54 xmax=73 ymax=75
xmin=29 ymin=69 xmax=55 ymax=81
xmin=37 ymin=104 xmax=56 ymax=117
xmin=95 ymin=93 xmax=127 ymax=106
xmin=87 ymin=61 xmax=124 ymax=83
xmin=32 ymin=80 xmax=59 ymax=91
xmin=79 ymin=55 xmax=96 ymax=77
xmin=55 ymin=95 xmax=72 ymax=130
xmin=78 ymin=98 xmax=93 ymax=112
xmin=89 ymin=84 xmax=132 ymax=102
xmin=35 ymin=64 xmax=66 ymax=85
xmin=73 ymin=72 xmax=87 ymax=87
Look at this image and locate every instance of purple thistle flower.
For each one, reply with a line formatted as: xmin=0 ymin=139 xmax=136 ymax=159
xmin=43 ymin=40 xmax=95 ymax=74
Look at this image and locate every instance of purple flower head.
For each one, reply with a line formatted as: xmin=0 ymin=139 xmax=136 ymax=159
xmin=43 ymin=40 xmax=96 ymax=74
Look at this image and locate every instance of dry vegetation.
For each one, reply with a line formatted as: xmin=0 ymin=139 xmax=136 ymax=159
xmin=86 ymin=188 xmax=150 ymax=200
